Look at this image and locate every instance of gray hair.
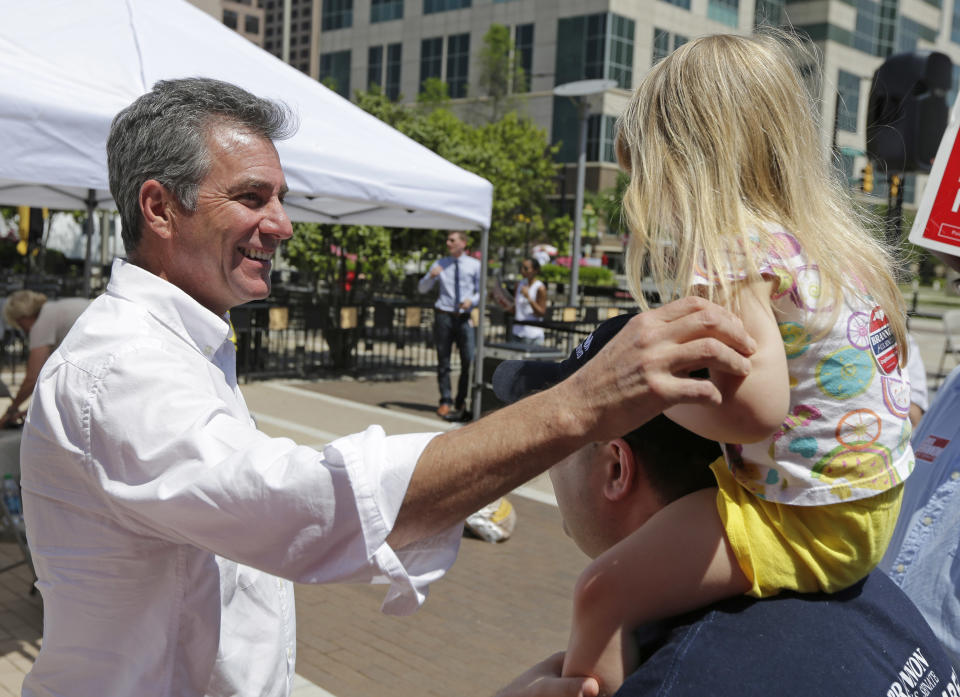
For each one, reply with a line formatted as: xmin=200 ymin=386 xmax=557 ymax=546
xmin=106 ymin=77 xmax=297 ymax=253
xmin=3 ymin=290 xmax=47 ymax=330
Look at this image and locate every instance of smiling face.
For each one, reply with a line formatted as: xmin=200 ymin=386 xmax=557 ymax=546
xmin=163 ymin=124 xmax=292 ymax=316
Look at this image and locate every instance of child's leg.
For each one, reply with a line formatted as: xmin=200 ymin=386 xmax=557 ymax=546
xmin=561 ymin=487 xmax=749 ymax=695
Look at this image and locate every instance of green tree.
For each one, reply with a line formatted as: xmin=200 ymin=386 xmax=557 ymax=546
xmin=476 ymin=24 xmax=526 ymax=122
xmin=589 ymin=171 xmax=630 ymax=237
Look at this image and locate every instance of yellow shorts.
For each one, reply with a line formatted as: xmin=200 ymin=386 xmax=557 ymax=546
xmin=709 ymin=456 xmax=903 ymax=598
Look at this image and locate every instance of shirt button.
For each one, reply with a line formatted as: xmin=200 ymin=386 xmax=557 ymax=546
xmin=203 ymin=345 xmax=214 ymax=356
xmin=952 ymin=471 xmax=960 ymax=481
xmin=286 ymin=646 xmax=293 ymax=659
xmin=896 ymin=564 xmax=905 ymax=573
xmin=922 ymin=516 xmax=933 ymax=526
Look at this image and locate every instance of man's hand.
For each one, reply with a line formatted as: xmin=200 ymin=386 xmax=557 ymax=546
xmin=429 ymin=264 xmax=443 ymax=278
xmin=562 ymin=296 xmax=756 ymax=443
xmin=460 ymin=299 xmax=473 ymax=311
xmin=495 ymin=653 xmax=599 ymax=697
xmin=388 ymin=296 xmax=755 ymax=549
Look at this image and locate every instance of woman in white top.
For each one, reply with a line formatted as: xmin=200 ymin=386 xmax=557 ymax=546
xmin=498 ymin=258 xmax=548 ymax=345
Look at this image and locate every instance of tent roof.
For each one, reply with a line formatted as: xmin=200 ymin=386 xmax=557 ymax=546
xmin=0 ymin=0 xmax=492 ymax=231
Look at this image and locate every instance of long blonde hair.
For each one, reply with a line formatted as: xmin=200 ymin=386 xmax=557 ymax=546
xmin=616 ymin=31 xmax=908 ymax=364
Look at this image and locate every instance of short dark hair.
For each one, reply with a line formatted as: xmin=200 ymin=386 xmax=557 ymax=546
xmin=621 ymin=416 xmax=720 ymax=505
xmin=107 ymin=77 xmax=297 ymax=254
xmin=524 ymin=258 xmax=541 ymax=272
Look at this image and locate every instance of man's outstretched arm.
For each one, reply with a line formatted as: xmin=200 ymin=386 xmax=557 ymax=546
xmin=388 ymin=296 xmax=756 ymax=547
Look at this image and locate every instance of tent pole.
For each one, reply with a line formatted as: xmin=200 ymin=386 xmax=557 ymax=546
xmin=471 ymin=225 xmax=490 ymax=421
xmin=82 ymin=189 xmax=96 ymax=297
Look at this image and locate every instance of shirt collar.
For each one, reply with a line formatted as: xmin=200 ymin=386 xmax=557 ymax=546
xmin=107 ymin=258 xmax=232 ymax=355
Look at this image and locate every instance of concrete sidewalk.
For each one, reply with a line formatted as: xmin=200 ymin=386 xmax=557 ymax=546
xmin=0 ymin=315 xmax=951 ymax=695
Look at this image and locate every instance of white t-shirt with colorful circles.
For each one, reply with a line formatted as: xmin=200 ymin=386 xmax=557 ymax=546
xmin=694 ymin=229 xmax=915 ymax=506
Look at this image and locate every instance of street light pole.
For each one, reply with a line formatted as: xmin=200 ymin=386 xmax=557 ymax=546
xmin=553 ymin=78 xmax=616 ymax=307
xmin=570 ymin=98 xmax=588 ymax=306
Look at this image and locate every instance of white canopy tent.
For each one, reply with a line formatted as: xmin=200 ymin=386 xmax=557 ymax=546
xmin=0 ymin=0 xmax=492 ymax=229
xmin=0 ymin=0 xmax=497 ymax=415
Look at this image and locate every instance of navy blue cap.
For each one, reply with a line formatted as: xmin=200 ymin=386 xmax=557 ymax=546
xmin=492 ymin=312 xmax=635 ymax=404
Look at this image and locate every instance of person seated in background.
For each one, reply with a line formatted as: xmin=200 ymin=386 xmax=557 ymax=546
xmin=495 ymin=258 xmax=548 ymax=346
xmin=0 ymin=290 xmax=90 ymax=427
xmin=494 ymin=314 xmax=957 ymax=697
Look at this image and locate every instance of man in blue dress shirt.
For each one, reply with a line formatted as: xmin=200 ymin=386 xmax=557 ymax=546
xmin=418 ymin=230 xmax=481 ymax=420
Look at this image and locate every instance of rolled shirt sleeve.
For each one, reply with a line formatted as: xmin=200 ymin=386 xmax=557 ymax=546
xmin=28 ymin=338 xmax=460 ymax=616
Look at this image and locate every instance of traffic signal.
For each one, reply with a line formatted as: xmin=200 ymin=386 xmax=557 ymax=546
xmin=861 ymin=163 xmax=874 ymax=193
xmin=866 ymin=51 xmax=952 ymax=174
xmin=890 ymin=174 xmax=900 ymax=197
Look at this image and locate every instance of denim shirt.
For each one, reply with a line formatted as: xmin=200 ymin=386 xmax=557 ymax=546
xmin=881 ymin=364 xmax=960 ymax=666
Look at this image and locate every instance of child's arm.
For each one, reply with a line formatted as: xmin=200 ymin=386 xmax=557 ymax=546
xmin=665 ymin=277 xmax=789 ymax=444
xmin=562 ymin=488 xmax=751 ymax=695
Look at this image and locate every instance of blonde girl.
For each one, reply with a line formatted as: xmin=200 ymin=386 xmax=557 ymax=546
xmin=563 ymin=31 xmax=914 ymax=694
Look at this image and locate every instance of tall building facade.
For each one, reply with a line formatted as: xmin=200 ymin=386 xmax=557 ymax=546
xmin=303 ymin=0 xmax=960 ymax=210
xmin=190 ymin=0 xmax=265 ymax=46
xmin=196 ymin=0 xmax=960 ymax=228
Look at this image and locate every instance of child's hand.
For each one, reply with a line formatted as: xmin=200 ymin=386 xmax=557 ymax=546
xmin=495 ymin=652 xmax=599 ymax=697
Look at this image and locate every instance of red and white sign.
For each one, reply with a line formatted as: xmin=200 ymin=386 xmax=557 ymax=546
xmin=910 ymin=100 xmax=960 ymax=254
xmin=868 ymin=306 xmax=899 ymax=374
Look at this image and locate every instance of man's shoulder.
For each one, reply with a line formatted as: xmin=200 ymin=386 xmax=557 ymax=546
xmin=617 ymin=572 xmax=957 ymax=697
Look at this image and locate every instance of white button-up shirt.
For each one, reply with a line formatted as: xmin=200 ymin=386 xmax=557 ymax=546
xmin=20 ymin=259 xmax=460 ymax=697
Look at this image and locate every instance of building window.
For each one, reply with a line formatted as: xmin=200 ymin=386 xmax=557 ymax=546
xmin=446 ymin=33 xmax=470 ymax=98
xmin=953 ymin=0 xmax=960 ymax=43
xmin=223 ymin=9 xmax=238 ymax=29
xmin=244 ymin=14 xmax=260 ymax=34
xmin=837 ymin=70 xmax=861 ymax=132
xmin=708 ymin=0 xmax=739 ymax=27
xmin=322 ymin=0 xmax=353 ymax=31
xmin=587 ymin=114 xmax=618 ymax=163
xmin=368 ymin=45 xmax=384 ymax=91
xmin=320 ymin=50 xmax=352 ymax=98
xmin=855 ymin=0 xmax=896 ymax=57
xmin=420 ymin=37 xmax=443 ymax=92
xmin=754 ymin=0 xmax=785 ymax=27
xmin=608 ymin=14 xmax=634 ymax=88
xmin=555 ymin=13 xmax=634 ymax=89
xmin=652 ymin=28 xmax=686 ymax=62
xmin=386 ymin=43 xmax=402 ymax=100
xmin=371 ymin=0 xmax=403 ymax=22
xmin=424 ymin=0 xmax=470 ymax=13
xmin=514 ymin=23 xmax=534 ymax=92
xmin=660 ymin=0 xmax=691 ymax=9
xmin=840 ymin=152 xmax=856 ymax=187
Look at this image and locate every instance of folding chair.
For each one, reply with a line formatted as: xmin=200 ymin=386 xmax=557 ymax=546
xmin=936 ymin=309 xmax=960 ymax=387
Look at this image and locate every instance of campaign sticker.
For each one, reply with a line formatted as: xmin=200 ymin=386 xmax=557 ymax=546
xmin=868 ymin=306 xmax=898 ymax=375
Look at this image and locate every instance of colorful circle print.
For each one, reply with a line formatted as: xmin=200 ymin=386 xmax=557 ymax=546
xmin=846 ymin=312 xmax=870 ymax=350
xmin=835 ymin=408 xmax=882 ymax=450
xmin=880 ymin=375 xmax=911 ymax=419
xmin=812 ymin=441 xmax=899 ymax=496
xmin=795 ymin=266 xmax=822 ymax=312
xmin=816 ymin=346 xmax=875 ymax=400
xmin=779 ymin=322 xmax=811 ymax=358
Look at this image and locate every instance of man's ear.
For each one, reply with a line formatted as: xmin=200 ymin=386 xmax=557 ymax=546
xmin=602 ymin=438 xmax=639 ymax=502
xmin=139 ymin=179 xmax=177 ymax=240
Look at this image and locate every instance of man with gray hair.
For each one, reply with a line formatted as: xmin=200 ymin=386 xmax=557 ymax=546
xmin=19 ymin=77 xmax=757 ymax=697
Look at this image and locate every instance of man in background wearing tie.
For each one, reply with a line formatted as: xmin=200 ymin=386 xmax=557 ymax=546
xmin=419 ymin=230 xmax=481 ymax=421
